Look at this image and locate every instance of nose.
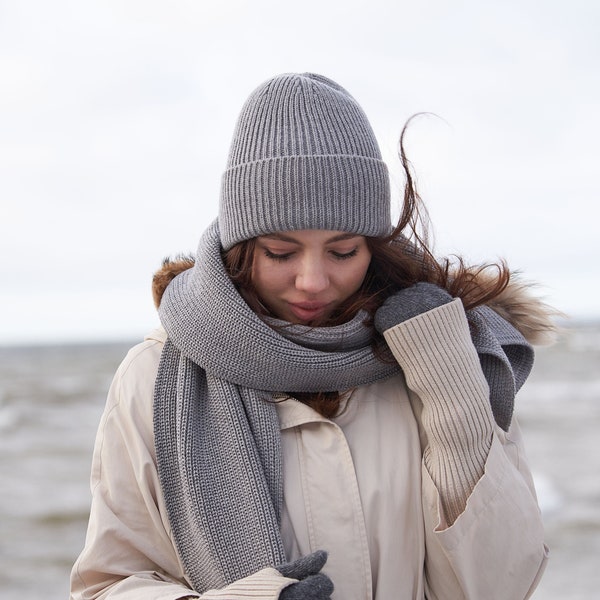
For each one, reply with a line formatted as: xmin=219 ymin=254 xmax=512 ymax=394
xmin=295 ymin=258 xmax=330 ymax=294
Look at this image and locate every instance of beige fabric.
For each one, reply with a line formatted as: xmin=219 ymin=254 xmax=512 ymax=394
xmin=70 ymin=333 xmax=296 ymax=600
xmin=71 ymin=303 xmax=548 ymax=600
xmin=278 ymin=383 xmax=548 ymax=600
xmin=382 ymin=299 xmax=494 ymax=522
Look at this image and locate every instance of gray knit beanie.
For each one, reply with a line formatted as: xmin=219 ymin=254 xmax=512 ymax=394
xmin=219 ymin=73 xmax=391 ymax=250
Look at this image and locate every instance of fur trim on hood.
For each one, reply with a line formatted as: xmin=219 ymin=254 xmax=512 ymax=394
xmin=152 ymin=255 xmax=195 ymax=310
xmin=152 ymin=257 xmax=559 ymax=346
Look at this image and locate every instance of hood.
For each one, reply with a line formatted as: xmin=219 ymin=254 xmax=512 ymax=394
xmin=152 ymin=257 xmax=559 ymax=346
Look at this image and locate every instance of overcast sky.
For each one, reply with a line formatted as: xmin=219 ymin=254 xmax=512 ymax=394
xmin=1 ymin=0 xmax=599 ymax=345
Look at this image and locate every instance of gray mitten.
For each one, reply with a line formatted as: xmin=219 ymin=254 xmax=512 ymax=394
xmin=374 ymin=282 xmax=453 ymax=334
xmin=277 ymin=550 xmax=334 ymax=600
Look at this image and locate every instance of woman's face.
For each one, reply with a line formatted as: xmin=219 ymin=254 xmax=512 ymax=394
xmin=251 ymin=229 xmax=372 ymax=325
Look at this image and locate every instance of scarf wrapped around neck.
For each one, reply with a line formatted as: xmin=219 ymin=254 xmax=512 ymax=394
xmin=154 ymin=221 xmax=399 ymax=593
xmin=154 ymin=220 xmax=533 ymax=594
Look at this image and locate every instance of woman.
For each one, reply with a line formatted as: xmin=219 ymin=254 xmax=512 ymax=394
xmin=71 ymin=73 xmax=552 ymax=599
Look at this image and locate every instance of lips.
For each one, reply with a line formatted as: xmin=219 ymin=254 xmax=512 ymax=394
xmin=288 ymin=301 xmax=330 ymax=323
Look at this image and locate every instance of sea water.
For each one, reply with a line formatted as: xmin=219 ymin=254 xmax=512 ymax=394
xmin=1 ymin=325 xmax=599 ymax=599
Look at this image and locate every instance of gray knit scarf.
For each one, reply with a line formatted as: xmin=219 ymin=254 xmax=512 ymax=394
xmin=154 ymin=222 xmax=399 ymax=593
xmin=154 ymin=221 xmax=533 ymax=594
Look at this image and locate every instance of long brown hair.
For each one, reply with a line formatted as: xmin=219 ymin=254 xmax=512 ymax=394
xmin=223 ymin=118 xmax=510 ymax=418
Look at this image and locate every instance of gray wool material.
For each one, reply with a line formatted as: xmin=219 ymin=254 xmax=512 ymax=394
xmin=154 ymin=221 xmax=399 ymax=594
xmin=467 ymin=305 xmax=534 ymax=430
xmin=219 ymin=73 xmax=391 ymax=250
xmin=277 ymin=551 xmax=334 ymax=599
xmin=159 ymin=221 xmax=398 ymax=393
xmin=154 ymin=222 xmax=534 ymax=594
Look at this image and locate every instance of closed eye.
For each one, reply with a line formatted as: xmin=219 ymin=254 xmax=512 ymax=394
xmin=264 ymin=249 xmax=294 ymax=262
xmin=331 ymin=248 xmax=358 ymax=260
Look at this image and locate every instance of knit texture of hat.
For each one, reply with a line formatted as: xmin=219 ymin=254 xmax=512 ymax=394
xmin=219 ymin=73 xmax=391 ymax=250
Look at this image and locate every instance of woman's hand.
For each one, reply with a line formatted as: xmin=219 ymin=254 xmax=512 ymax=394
xmin=277 ymin=550 xmax=334 ymax=599
xmin=374 ymin=282 xmax=453 ymax=334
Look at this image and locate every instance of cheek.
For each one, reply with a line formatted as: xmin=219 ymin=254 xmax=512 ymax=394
xmin=251 ymin=259 xmax=286 ymax=298
xmin=354 ymin=265 xmax=370 ymax=290
xmin=340 ymin=257 xmax=371 ymax=294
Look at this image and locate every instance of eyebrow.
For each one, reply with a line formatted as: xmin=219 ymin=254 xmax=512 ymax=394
xmin=261 ymin=232 xmax=362 ymax=244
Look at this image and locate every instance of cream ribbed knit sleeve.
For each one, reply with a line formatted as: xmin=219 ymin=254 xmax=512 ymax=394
xmin=191 ymin=567 xmax=295 ymax=599
xmin=382 ymin=299 xmax=494 ymax=524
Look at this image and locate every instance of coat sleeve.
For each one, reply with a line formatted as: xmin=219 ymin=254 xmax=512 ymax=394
xmin=383 ymin=301 xmax=548 ymax=600
xmin=69 ymin=336 xmax=295 ymax=600
xmin=420 ymin=419 xmax=549 ymax=600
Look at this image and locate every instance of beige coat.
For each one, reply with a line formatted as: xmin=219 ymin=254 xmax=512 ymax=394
xmin=71 ymin=298 xmax=549 ymax=599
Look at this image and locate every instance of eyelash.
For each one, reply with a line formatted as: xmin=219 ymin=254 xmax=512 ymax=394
xmin=263 ymin=249 xmax=293 ymax=262
xmin=332 ymin=249 xmax=358 ymax=260
xmin=263 ymin=248 xmax=358 ymax=262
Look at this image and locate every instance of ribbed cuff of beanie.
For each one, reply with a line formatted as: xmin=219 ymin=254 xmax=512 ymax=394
xmin=383 ymin=299 xmax=494 ymax=524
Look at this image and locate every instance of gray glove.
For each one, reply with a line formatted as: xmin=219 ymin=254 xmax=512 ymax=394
xmin=277 ymin=550 xmax=334 ymax=600
xmin=374 ymin=282 xmax=453 ymax=334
